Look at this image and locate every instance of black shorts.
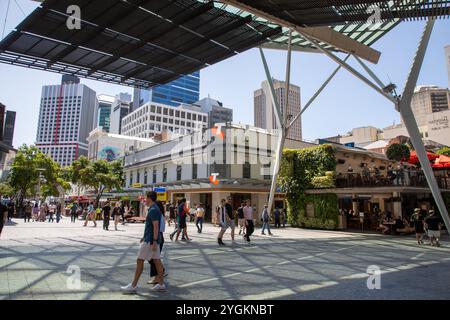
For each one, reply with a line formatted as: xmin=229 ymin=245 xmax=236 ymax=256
xmin=179 ymin=219 xmax=187 ymax=229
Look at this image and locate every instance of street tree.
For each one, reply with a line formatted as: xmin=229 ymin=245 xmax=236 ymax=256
xmin=436 ymin=146 xmax=450 ymax=157
xmin=8 ymin=145 xmax=70 ymax=207
xmin=68 ymin=156 xmax=124 ymax=206
xmin=386 ymin=143 xmax=411 ymax=162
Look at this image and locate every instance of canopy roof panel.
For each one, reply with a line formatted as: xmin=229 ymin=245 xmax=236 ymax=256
xmin=224 ymin=0 xmax=450 ymax=27
xmin=0 ymin=0 xmax=282 ymax=89
xmin=2 ymin=0 xmax=449 ymax=87
xmin=215 ymin=0 xmax=449 ymax=53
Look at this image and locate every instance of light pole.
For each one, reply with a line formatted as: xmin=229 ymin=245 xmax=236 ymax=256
xmin=36 ymin=168 xmax=45 ymax=204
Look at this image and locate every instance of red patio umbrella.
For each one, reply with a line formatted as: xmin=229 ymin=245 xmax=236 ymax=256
xmin=433 ymin=155 xmax=450 ymax=168
xmin=408 ymin=151 xmax=439 ymax=165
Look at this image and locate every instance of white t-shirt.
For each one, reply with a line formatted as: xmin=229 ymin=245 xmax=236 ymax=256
xmin=196 ymin=208 xmax=205 ymax=218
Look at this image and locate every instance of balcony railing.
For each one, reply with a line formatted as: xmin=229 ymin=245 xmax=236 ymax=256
xmin=335 ymin=172 xmax=450 ymax=189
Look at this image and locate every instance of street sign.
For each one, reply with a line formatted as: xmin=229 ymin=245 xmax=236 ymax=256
xmin=153 ymin=187 xmax=166 ymax=193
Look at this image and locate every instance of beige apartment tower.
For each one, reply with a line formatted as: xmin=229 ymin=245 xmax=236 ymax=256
xmin=254 ymin=79 xmax=302 ymax=141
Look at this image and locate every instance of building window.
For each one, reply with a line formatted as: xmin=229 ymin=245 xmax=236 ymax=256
xmin=177 ymin=165 xmax=182 ymax=181
xmin=129 ymin=171 xmax=133 ymax=186
xmin=243 ymin=163 xmax=251 ymax=179
xmin=153 ymin=168 xmax=157 ymax=184
xmin=144 ymin=170 xmax=148 ymax=185
xmin=163 ymin=167 xmax=167 ymax=182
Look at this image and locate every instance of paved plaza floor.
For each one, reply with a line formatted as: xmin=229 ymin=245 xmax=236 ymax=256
xmin=1 ymin=218 xmax=449 ymax=300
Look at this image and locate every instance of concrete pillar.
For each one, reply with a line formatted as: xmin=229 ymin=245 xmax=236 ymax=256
xmin=392 ymin=192 xmax=402 ymax=219
xmin=352 ymin=195 xmax=359 ymax=214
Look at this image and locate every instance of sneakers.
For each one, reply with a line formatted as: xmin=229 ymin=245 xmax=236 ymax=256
xmin=218 ymin=239 xmax=225 ymax=246
xmin=261 ymin=232 xmax=266 ymax=235
xmin=169 ymin=234 xmax=174 ymax=241
xmin=121 ymin=283 xmax=137 ymax=294
xmin=152 ymin=283 xmax=167 ymax=291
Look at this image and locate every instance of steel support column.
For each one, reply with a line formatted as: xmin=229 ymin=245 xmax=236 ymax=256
xmin=397 ymin=19 xmax=450 ymax=232
xmin=259 ymin=37 xmax=292 ymax=213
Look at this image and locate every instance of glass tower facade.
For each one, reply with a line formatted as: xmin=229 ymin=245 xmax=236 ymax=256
xmin=134 ymin=71 xmax=200 ymax=108
xmin=98 ymin=103 xmax=111 ymax=132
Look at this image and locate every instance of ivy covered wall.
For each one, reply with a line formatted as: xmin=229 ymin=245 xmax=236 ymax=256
xmin=279 ymin=144 xmax=339 ymax=230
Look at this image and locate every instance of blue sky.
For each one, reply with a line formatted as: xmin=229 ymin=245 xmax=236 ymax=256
xmin=0 ymin=0 xmax=449 ymax=148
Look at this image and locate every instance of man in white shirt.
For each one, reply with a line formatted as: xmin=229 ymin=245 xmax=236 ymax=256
xmin=243 ymin=200 xmax=254 ymax=243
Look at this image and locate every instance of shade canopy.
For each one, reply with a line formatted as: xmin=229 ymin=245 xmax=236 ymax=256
xmin=0 ymin=0 xmax=281 ymax=89
xmin=1 ymin=0 xmax=449 ymax=88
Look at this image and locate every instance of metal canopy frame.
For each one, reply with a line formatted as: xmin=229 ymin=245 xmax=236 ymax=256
xmin=0 ymin=0 xmax=282 ymax=89
xmin=260 ymin=19 xmax=450 ymax=232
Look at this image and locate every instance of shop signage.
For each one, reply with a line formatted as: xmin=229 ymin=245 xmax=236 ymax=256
xmin=154 ymin=187 xmax=167 ymax=202
xmin=132 ymin=183 xmax=144 ymax=188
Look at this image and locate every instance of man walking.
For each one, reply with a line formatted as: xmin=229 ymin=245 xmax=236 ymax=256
xmin=121 ymin=191 xmax=165 ymax=293
xmin=195 ymin=203 xmax=205 ymax=233
xmin=70 ymin=203 xmax=78 ymax=223
xmin=274 ymin=207 xmax=281 ymax=229
xmin=24 ymin=202 xmax=32 ymax=223
xmin=102 ymin=202 xmax=112 ymax=231
xmin=217 ymin=199 xmax=229 ymax=246
xmin=410 ymin=208 xmax=425 ymax=245
xmin=261 ymin=205 xmax=273 ymax=235
xmin=237 ymin=202 xmax=245 ymax=235
xmin=7 ymin=202 xmax=14 ymax=221
xmin=225 ymin=197 xmax=235 ymax=241
xmin=56 ymin=202 xmax=62 ymax=223
xmin=424 ymin=210 xmax=442 ymax=247
xmin=243 ymin=200 xmax=254 ymax=243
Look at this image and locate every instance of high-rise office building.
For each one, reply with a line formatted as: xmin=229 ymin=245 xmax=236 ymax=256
xmin=36 ymin=75 xmax=97 ymax=166
xmin=445 ymin=45 xmax=450 ymax=87
xmin=110 ymin=93 xmax=132 ymax=135
xmin=96 ymin=94 xmax=115 ymax=132
xmin=194 ymin=97 xmax=233 ymax=128
xmin=3 ymin=111 xmax=16 ymax=147
xmin=254 ymin=79 xmax=302 ymax=141
xmin=133 ymin=71 xmax=200 ymax=108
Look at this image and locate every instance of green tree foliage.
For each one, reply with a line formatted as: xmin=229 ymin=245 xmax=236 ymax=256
xmin=8 ymin=145 xmax=70 ymax=205
xmin=386 ymin=143 xmax=411 ymax=162
xmin=0 ymin=182 xmax=14 ymax=197
xmin=436 ymin=146 xmax=450 ymax=157
xmin=68 ymin=156 xmax=124 ymax=205
xmin=278 ymin=145 xmax=339 ymax=229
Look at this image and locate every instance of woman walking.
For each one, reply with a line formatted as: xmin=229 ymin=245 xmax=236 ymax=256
xmin=83 ymin=202 xmax=97 ymax=227
xmin=112 ymin=202 xmax=121 ymax=231
xmin=32 ymin=203 xmax=40 ymax=222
